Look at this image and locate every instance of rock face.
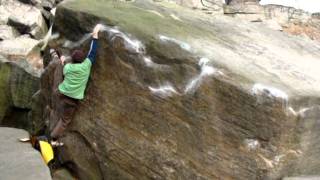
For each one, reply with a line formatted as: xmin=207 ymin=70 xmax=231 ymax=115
xmin=0 ymin=0 xmax=57 ymax=74
xmin=0 ymin=25 xmax=19 ymax=40
xmin=0 ymin=36 xmax=43 ymax=69
xmin=0 ymin=55 xmax=40 ymax=131
xmin=52 ymin=168 xmax=74 ymax=180
xmin=0 ymin=127 xmax=51 ymax=180
xmin=282 ymin=13 xmax=320 ymax=41
xmin=151 ymin=0 xmax=225 ymax=14
xmin=0 ymin=0 xmax=48 ymax=39
xmin=40 ymin=0 xmax=320 ymax=179
xmin=224 ymin=1 xmax=320 ymax=41
xmin=0 ymin=0 xmax=48 ymax=130
xmin=284 ymin=177 xmax=320 ymax=180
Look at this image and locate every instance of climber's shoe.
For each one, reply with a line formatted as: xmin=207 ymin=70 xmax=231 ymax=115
xmin=51 ymin=140 xmax=64 ymax=147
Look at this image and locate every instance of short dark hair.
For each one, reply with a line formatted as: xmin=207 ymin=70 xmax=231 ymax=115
xmin=71 ymin=50 xmax=85 ymax=63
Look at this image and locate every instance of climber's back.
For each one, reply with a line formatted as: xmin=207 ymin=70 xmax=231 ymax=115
xmin=58 ymin=38 xmax=99 ymax=100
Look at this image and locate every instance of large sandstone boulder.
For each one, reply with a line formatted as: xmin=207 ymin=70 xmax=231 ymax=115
xmin=0 ymin=0 xmax=48 ymax=39
xmin=0 ymin=25 xmax=19 ymax=40
xmin=224 ymin=2 xmax=320 ymax=41
xmin=41 ymin=0 xmax=320 ymax=179
xmin=284 ymin=177 xmax=320 ymax=180
xmin=0 ymin=1 xmax=46 ymax=130
xmin=52 ymin=168 xmax=74 ymax=180
xmin=0 ymin=36 xmax=38 ymax=56
xmin=0 ymin=0 xmax=46 ymax=72
xmin=262 ymin=5 xmax=311 ymax=25
xmin=0 ymin=36 xmax=43 ymax=70
xmin=182 ymin=0 xmax=224 ymax=12
xmin=0 ymin=55 xmax=40 ymax=131
xmin=0 ymin=127 xmax=51 ymax=180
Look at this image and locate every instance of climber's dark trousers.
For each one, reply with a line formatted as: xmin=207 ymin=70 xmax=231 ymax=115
xmin=50 ymin=92 xmax=79 ymax=138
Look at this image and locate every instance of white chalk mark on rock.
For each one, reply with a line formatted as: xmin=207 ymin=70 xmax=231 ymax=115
xmin=63 ymin=24 xmax=141 ymax=51
xmin=244 ymin=139 xmax=260 ymax=151
xmin=100 ymin=25 xmax=121 ymax=34
xmin=258 ymin=154 xmax=274 ymax=168
xmin=143 ymin=56 xmax=161 ymax=68
xmin=288 ymin=107 xmax=297 ymax=116
xmin=289 ymin=106 xmax=320 ymax=117
xmin=149 ymin=83 xmax=178 ymax=98
xmin=185 ymin=58 xmax=217 ymax=94
xmin=251 ymin=83 xmax=289 ymax=110
xmin=258 ymin=150 xmax=302 ymax=169
xmin=63 ymin=33 xmax=92 ymax=49
xmin=170 ymin=14 xmax=182 ymax=21
xmin=101 ymin=25 xmax=145 ymax=53
xmin=185 ymin=76 xmax=202 ymax=94
xmin=159 ymin=35 xmax=191 ymax=51
xmin=146 ymin=10 xmax=165 ymax=18
xmin=251 ymin=84 xmax=288 ymax=100
xmin=120 ymin=35 xmax=144 ymax=53
xmin=199 ymin=57 xmax=210 ymax=67
xmin=273 ymin=150 xmax=302 ymax=165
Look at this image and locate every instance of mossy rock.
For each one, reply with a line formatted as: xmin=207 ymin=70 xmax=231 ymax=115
xmin=0 ymin=56 xmax=40 ymax=131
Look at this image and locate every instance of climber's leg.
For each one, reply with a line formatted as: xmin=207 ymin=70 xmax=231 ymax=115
xmin=50 ymin=93 xmax=78 ymax=139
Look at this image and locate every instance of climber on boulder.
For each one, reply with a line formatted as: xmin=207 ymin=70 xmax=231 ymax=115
xmin=49 ymin=24 xmax=102 ymax=139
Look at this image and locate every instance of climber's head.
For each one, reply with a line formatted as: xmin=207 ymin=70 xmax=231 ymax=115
xmin=71 ymin=49 xmax=85 ymax=63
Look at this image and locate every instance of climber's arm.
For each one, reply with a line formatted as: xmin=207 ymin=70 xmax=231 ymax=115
xmin=87 ymin=38 xmax=98 ymax=64
xmin=50 ymin=49 xmax=60 ymax=62
xmin=87 ymin=24 xmax=102 ymax=64
xmin=50 ymin=49 xmax=65 ymax=65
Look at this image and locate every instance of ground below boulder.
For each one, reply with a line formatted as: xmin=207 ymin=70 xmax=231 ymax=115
xmin=0 ymin=127 xmax=51 ymax=180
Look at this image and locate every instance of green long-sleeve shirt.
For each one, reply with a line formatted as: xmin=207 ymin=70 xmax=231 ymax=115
xmin=58 ymin=38 xmax=98 ymax=100
xmin=58 ymin=59 xmax=92 ymax=100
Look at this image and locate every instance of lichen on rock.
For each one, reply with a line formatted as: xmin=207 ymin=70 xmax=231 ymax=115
xmin=0 ymin=55 xmax=40 ymax=131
